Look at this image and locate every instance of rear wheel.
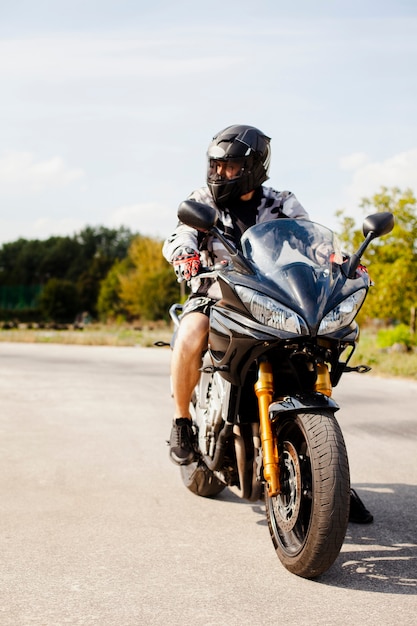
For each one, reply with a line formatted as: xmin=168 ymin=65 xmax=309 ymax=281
xmin=180 ymin=388 xmax=227 ymax=498
xmin=265 ymin=411 xmax=350 ymax=578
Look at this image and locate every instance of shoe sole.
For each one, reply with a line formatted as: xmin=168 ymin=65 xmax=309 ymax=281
xmin=169 ymin=451 xmax=195 ymax=466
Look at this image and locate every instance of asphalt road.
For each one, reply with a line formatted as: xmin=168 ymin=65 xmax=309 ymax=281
xmin=0 ymin=342 xmax=416 ymax=626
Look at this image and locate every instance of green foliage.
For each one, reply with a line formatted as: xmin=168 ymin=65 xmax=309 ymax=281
xmin=135 ymin=267 xmax=180 ymax=321
xmin=97 ymin=258 xmax=131 ymax=321
xmin=0 ymin=224 xmax=178 ymax=323
xmin=117 ymin=235 xmax=180 ymax=321
xmin=350 ymin=328 xmax=417 ymax=379
xmin=39 ymin=237 xmax=83 ymax=281
xmin=337 ymin=186 xmax=417 ymax=324
xmin=97 ymin=235 xmax=180 ymax=322
xmin=38 ymin=278 xmax=81 ymax=323
xmin=0 ymin=239 xmax=45 ymax=285
xmin=0 ymin=225 xmax=135 ymax=321
xmin=376 ymin=324 xmax=416 ymax=349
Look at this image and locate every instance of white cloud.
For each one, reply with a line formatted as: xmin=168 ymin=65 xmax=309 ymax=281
xmin=31 ymin=217 xmax=87 ymax=238
xmin=339 ymin=152 xmax=370 ymax=171
xmin=107 ymin=202 xmax=175 ymax=238
xmin=0 ymin=151 xmax=85 ymax=193
xmin=341 ymin=148 xmax=417 ymax=206
xmin=0 ymin=200 xmax=176 ymax=246
xmin=0 ymin=216 xmax=87 ymax=244
xmin=0 ymin=37 xmax=242 ymax=81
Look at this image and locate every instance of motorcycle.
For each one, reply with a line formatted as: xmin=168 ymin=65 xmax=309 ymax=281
xmin=169 ymin=200 xmax=394 ymax=579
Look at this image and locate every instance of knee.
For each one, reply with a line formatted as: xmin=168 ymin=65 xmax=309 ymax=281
xmin=175 ymin=314 xmax=208 ymax=355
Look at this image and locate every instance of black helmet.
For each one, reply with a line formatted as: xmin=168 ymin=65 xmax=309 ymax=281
xmin=207 ymin=124 xmax=271 ymax=206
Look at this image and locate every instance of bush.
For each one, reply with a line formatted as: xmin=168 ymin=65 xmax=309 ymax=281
xmin=117 ymin=236 xmax=180 ymax=322
xmin=376 ymin=324 xmax=416 ymax=349
xmin=0 ymin=308 xmax=41 ymax=323
xmin=38 ymin=278 xmax=81 ymax=323
xmin=97 ymin=258 xmax=130 ymax=321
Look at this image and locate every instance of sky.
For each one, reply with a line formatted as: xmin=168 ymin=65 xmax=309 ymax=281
xmin=0 ymin=0 xmax=416 ymax=245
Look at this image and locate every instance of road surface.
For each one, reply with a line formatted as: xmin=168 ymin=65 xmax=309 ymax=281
xmin=0 ymin=343 xmax=416 ymax=625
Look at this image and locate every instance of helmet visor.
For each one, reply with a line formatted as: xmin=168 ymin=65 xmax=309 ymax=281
xmin=207 ymin=158 xmax=246 ymax=184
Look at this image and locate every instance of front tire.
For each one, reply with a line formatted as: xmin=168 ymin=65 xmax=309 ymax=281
xmin=265 ymin=411 xmax=350 ymax=578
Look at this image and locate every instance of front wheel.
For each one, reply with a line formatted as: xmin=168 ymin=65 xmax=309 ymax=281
xmin=265 ymin=411 xmax=350 ymax=579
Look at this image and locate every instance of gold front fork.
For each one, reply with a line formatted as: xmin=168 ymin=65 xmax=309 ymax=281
xmin=315 ymin=362 xmax=332 ymax=397
xmin=254 ymin=361 xmax=280 ymax=497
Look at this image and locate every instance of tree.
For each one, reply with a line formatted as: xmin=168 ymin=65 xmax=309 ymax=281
xmin=337 ymin=187 xmax=417 ymax=323
xmin=0 ymin=239 xmax=46 ymax=285
xmin=39 ymin=237 xmax=83 ymax=282
xmin=117 ymin=235 xmax=180 ymax=321
xmin=73 ymin=226 xmax=136 ymax=316
xmin=97 ymin=258 xmax=131 ymax=321
xmin=38 ymin=278 xmax=81 ymax=323
xmin=0 ymin=225 xmax=136 ymax=320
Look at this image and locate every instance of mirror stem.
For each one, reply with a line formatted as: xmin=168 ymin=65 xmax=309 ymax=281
xmin=344 ymin=232 xmax=375 ymax=278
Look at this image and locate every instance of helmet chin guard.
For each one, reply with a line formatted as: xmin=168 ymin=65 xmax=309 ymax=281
xmin=207 ymin=124 xmax=271 ymax=206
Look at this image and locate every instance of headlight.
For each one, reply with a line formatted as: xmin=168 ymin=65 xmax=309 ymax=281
xmin=318 ymin=289 xmax=367 ymax=335
xmin=235 ymin=286 xmax=308 ymax=335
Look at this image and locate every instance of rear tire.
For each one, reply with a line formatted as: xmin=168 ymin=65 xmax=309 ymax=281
xmin=265 ymin=411 xmax=350 ymax=578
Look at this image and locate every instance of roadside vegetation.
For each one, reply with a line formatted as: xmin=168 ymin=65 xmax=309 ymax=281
xmin=0 ymin=322 xmax=172 ymax=348
xmin=350 ymin=327 xmax=417 ymax=379
xmin=1 ymin=324 xmax=415 ymax=379
xmin=1 ymin=186 xmax=416 ymax=379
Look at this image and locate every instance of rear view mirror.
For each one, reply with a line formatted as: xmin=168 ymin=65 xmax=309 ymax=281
xmin=363 ymin=212 xmax=394 ymax=239
xmin=345 ymin=211 xmax=395 ymax=278
xmin=177 ymin=199 xmax=254 ymax=275
xmin=177 ymin=200 xmax=218 ymax=233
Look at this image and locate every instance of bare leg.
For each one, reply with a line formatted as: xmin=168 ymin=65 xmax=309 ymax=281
xmin=171 ymin=312 xmax=209 ymax=419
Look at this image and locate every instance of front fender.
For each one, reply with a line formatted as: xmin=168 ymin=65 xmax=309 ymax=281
xmin=269 ymin=392 xmax=339 ymax=421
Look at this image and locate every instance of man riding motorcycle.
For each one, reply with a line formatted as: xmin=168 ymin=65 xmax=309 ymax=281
xmin=162 ymin=124 xmax=373 ymax=524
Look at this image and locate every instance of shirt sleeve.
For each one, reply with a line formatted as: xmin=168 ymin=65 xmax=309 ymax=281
xmin=162 ymin=223 xmax=199 ymax=263
xmin=162 ymin=187 xmax=214 ymax=263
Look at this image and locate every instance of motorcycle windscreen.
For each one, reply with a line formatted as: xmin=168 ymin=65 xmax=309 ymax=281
xmin=240 ymin=219 xmax=344 ymax=326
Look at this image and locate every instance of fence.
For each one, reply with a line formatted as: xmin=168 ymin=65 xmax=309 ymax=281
xmin=0 ymin=285 xmax=42 ymax=310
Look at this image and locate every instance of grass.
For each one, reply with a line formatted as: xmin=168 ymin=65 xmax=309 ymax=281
xmin=1 ymin=323 xmax=416 ymax=380
xmin=0 ymin=322 xmax=173 ymax=348
xmin=349 ymin=328 xmax=417 ymax=380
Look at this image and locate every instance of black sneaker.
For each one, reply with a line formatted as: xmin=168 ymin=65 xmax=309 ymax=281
xmin=169 ymin=418 xmax=195 ymax=465
xmin=349 ymin=488 xmax=374 ymax=524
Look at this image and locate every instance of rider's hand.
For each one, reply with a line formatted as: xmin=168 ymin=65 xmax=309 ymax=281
xmin=172 ymin=247 xmax=201 ymax=282
xmin=356 ymin=264 xmax=368 ymax=275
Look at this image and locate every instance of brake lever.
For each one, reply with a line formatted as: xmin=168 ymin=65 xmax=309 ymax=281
xmin=197 ymin=260 xmax=230 ymax=279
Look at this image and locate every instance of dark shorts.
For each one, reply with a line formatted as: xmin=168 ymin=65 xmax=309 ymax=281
xmin=180 ymin=295 xmax=218 ymax=318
